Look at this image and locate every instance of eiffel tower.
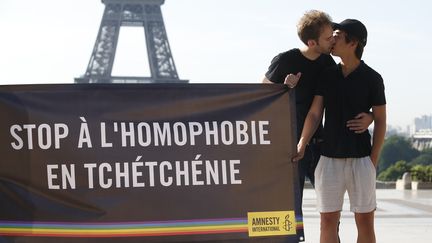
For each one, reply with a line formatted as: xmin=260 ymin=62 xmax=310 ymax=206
xmin=75 ymin=0 xmax=187 ymax=83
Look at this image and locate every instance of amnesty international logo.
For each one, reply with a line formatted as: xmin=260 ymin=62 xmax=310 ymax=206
xmin=247 ymin=211 xmax=296 ymax=237
xmin=282 ymin=214 xmax=293 ymax=231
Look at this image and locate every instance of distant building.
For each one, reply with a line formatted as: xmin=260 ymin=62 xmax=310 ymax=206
xmin=414 ymin=115 xmax=432 ymax=132
xmin=384 ymin=124 xmax=409 ymax=138
xmin=411 ymin=115 xmax=432 ymax=150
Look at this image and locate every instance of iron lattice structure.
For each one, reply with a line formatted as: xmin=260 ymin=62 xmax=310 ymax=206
xmin=75 ymin=0 xmax=187 ymax=83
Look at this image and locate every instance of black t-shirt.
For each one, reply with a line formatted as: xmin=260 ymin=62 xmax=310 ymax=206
xmin=316 ymin=61 xmax=386 ymax=158
xmin=265 ymin=48 xmax=335 ymax=140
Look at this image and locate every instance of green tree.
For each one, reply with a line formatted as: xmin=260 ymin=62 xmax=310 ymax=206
xmin=410 ymin=153 xmax=432 ymax=165
xmin=411 ymin=165 xmax=432 ymax=182
xmin=409 ymin=148 xmax=432 ymax=165
xmin=377 ymin=160 xmax=411 ymax=181
xmin=422 ymin=148 xmax=432 ymax=153
xmin=378 ymin=135 xmax=419 ymax=173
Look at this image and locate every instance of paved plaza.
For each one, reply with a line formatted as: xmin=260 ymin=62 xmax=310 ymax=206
xmin=301 ymin=189 xmax=432 ymax=242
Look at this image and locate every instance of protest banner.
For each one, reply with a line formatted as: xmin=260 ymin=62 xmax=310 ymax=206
xmin=0 ymin=84 xmax=300 ymax=242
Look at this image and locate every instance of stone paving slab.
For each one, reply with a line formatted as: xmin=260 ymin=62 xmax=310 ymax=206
xmin=301 ymin=189 xmax=432 ymax=243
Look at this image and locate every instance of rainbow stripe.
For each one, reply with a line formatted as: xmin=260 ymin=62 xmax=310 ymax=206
xmin=0 ymin=218 xmax=248 ymax=238
xmin=295 ymin=217 xmax=304 ymax=231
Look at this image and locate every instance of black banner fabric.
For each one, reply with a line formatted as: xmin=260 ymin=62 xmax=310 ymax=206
xmin=0 ymin=84 xmax=299 ymax=243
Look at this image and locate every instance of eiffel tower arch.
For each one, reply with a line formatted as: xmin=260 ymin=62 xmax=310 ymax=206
xmin=75 ymin=0 xmax=187 ymax=83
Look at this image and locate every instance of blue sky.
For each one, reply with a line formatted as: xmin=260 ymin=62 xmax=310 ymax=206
xmin=0 ymin=0 xmax=431 ymax=129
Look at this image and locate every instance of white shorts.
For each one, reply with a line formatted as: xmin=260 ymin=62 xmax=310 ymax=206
xmin=314 ymin=156 xmax=376 ymax=213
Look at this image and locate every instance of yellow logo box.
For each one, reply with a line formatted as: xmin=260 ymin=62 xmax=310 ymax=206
xmin=247 ymin=211 xmax=296 ymax=237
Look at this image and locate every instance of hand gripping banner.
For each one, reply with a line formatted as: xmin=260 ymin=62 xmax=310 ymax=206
xmin=0 ymin=84 xmax=300 ymax=243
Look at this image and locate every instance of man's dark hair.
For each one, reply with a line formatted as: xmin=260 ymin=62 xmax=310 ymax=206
xmin=344 ymin=33 xmax=365 ymax=59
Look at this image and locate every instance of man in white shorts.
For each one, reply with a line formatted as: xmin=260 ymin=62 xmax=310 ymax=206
xmin=293 ymin=19 xmax=387 ymax=243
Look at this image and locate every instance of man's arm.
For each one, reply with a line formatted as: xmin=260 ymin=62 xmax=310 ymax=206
xmin=370 ymin=105 xmax=386 ymax=166
xmin=262 ymin=77 xmax=273 ymax=83
xmin=262 ymin=73 xmax=301 ymax=88
xmin=293 ymin=95 xmax=324 ymax=161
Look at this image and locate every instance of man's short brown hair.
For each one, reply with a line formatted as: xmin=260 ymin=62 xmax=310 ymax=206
xmin=297 ymin=10 xmax=332 ymax=45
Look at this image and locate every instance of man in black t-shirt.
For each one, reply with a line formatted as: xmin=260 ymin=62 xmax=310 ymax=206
xmin=294 ymin=19 xmax=386 ymax=243
xmin=262 ymin=10 xmax=372 ymax=242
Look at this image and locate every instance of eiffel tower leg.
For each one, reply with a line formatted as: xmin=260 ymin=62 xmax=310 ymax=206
xmin=77 ymin=3 xmax=121 ymax=83
xmin=144 ymin=4 xmax=179 ymax=82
